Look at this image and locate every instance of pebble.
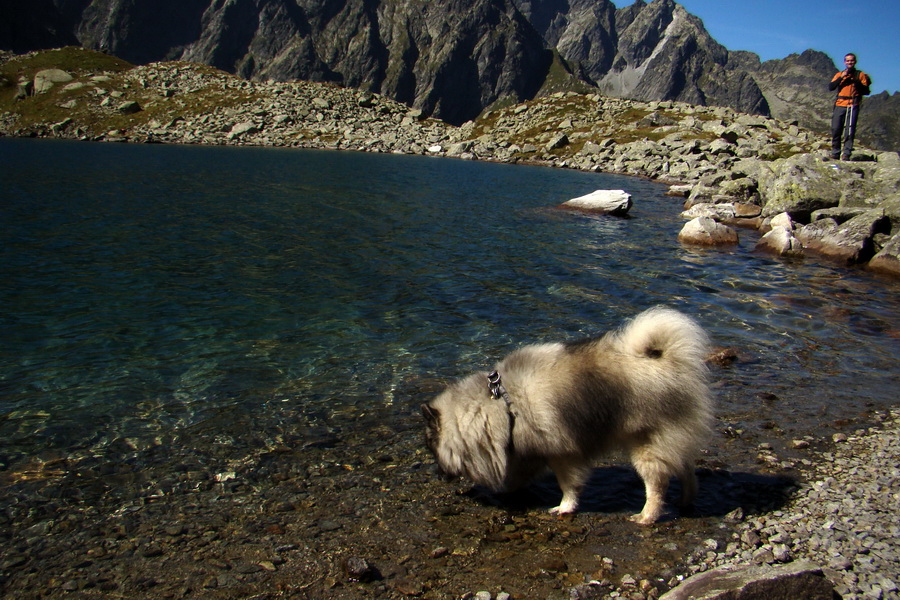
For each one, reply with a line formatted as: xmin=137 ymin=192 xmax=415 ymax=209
xmin=687 ymin=410 xmax=900 ymax=600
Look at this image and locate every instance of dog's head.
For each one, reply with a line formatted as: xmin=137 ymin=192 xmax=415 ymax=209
xmin=421 ymin=401 xmax=457 ymax=482
xmin=420 ymin=376 xmax=515 ymax=491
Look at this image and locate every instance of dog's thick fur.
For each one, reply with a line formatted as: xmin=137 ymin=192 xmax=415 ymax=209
xmin=422 ymin=306 xmax=713 ymax=524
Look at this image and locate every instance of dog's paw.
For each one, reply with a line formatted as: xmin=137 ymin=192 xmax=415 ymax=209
xmin=628 ymin=513 xmax=657 ymax=525
xmin=549 ymin=501 xmax=578 ymax=515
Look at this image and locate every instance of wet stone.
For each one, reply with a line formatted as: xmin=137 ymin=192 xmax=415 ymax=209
xmin=233 ymin=561 xmax=262 ymax=574
xmin=318 ymin=520 xmax=342 ymax=532
xmin=344 ymin=557 xmax=381 ymax=582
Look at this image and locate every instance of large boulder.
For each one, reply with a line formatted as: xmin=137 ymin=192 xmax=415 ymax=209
xmin=678 ymin=217 xmax=739 ymax=245
xmin=660 ymin=561 xmax=834 ymax=600
xmin=868 ymin=233 xmax=900 ymax=277
xmin=797 ymin=208 xmax=890 ymax=264
xmin=33 ymin=69 xmax=73 ymax=93
xmin=562 ymin=189 xmax=632 ymax=216
xmin=757 ymin=154 xmax=844 ymax=219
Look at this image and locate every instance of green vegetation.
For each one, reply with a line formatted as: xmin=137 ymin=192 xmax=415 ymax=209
xmin=1 ymin=47 xmax=262 ymax=137
xmin=0 ymin=46 xmax=132 ymax=78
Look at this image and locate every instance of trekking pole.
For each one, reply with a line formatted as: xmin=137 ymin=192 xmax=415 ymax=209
xmin=842 ymin=102 xmax=855 ymax=159
xmin=847 ymin=102 xmax=856 ymax=142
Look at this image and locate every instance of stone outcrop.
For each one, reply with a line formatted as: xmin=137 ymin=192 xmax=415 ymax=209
xmin=659 ymin=560 xmax=835 ymax=600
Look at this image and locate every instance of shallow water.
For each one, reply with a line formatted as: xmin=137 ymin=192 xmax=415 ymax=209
xmin=1 ymin=137 xmax=898 ymax=469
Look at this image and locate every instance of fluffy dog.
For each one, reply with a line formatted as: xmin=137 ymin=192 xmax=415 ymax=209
xmin=422 ymin=306 xmax=713 ymax=524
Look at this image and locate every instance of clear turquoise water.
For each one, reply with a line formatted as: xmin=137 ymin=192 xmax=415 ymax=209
xmin=1 ymin=138 xmax=898 ymax=468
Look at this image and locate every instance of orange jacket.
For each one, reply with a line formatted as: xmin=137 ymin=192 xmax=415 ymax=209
xmin=830 ymin=69 xmax=871 ymax=107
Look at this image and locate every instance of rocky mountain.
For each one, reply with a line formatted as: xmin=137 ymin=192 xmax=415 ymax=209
xmin=518 ymin=0 xmax=768 ymax=116
xmin=1 ymin=0 xmax=897 ymax=147
xmin=4 ymin=0 xmax=558 ymax=126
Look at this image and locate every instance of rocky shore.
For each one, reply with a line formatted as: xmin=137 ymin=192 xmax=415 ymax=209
xmin=1 ymin=403 xmax=897 ymax=600
xmin=2 ymin=47 xmax=900 ymax=279
xmin=664 ymin=410 xmax=900 ymax=600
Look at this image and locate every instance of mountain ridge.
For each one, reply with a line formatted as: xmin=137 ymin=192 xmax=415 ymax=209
xmin=1 ymin=0 xmax=896 ymax=149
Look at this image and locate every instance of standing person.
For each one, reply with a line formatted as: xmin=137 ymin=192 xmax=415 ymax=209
xmin=829 ymin=53 xmax=871 ymax=161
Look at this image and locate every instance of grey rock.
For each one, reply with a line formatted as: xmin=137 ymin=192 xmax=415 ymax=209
xmin=678 ymin=217 xmax=739 ymax=246
xmin=798 ymin=209 xmax=889 ymax=264
xmin=34 ymin=69 xmax=73 ymax=93
xmin=659 ymin=561 xmax=834 ymax=600
xmin=116 ymin=101 xmax=141 ymax=114
xmin=758 ymin=154 xmax=844 ymax=219
xmin=15 ymin=80 xmax=33 ymax=99
xmin=682 ymin=203 xmax=736 ymax=222
xmin=562 ymin=189 xmax=632 ymax=216
xmin=810 ymin=206 xmax=871 ymax=223
xmin=229 ymin=122 xmax=260 ymax=138
xmin=756 ymin=226 xmax=803 ymax=257
xmin=546 ymin=133 xmax=570 ymax=150
xmin=868 ymin=233 xmax=900 ymax=277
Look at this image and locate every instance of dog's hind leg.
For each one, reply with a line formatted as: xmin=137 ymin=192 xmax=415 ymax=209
xmin=678 ymin=462 xmax=698 ymax=509
xmin=629 ymin=448 xmax=673 ymax=525
xmin=548 ymin=459 xmax=589 ymax=515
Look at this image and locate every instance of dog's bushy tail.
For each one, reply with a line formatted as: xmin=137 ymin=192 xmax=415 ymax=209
xmin=616 ymin=306 xmax=709 ymax=369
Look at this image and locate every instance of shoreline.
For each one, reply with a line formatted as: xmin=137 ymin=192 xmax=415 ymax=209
xmin=1 ymin=399 xmax=897 ymax=599
xmin=673 ymin=410 xmax=900 ymax=600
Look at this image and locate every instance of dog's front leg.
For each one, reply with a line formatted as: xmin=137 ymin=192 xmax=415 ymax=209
xmin=548 ymin=460 xmax=588 ymax=515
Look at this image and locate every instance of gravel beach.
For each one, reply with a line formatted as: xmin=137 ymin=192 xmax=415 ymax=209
xmin=661 ymin=408 xmax=900 ymax=600
xmin=1 ymin=405 xmax=898 ymax=599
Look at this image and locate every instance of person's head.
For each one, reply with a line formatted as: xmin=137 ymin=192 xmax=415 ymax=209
xmin=844 ymin=54 xmax=858 ymax=71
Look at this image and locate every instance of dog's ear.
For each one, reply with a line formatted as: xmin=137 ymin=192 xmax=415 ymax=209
xmin=421 ymin=403 xmax=440 ymax=425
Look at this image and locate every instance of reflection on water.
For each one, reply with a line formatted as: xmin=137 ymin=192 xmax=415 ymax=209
xmin=1 ymin=138 xmax=898 ymax=470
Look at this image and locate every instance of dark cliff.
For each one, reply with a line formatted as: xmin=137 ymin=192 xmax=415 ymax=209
xmin=3 ymin=0 xmax=557 ymax=125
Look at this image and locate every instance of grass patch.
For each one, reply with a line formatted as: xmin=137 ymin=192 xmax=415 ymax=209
xmin=1 ymin=48 xmax=261 ymax=137
xmin=0 ymin=46 xmax=131 ymax=80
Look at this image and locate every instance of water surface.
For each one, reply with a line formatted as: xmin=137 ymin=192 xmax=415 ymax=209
xmin=1 ymin=138 xmax=898 ymax=470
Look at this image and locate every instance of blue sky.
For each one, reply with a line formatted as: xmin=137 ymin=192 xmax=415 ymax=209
xmin=612 ymin=0 xmax=898 ymax=95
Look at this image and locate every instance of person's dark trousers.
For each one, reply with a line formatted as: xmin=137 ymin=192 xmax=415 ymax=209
xmin=831 ymin=104 xmax=860 ymax=160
